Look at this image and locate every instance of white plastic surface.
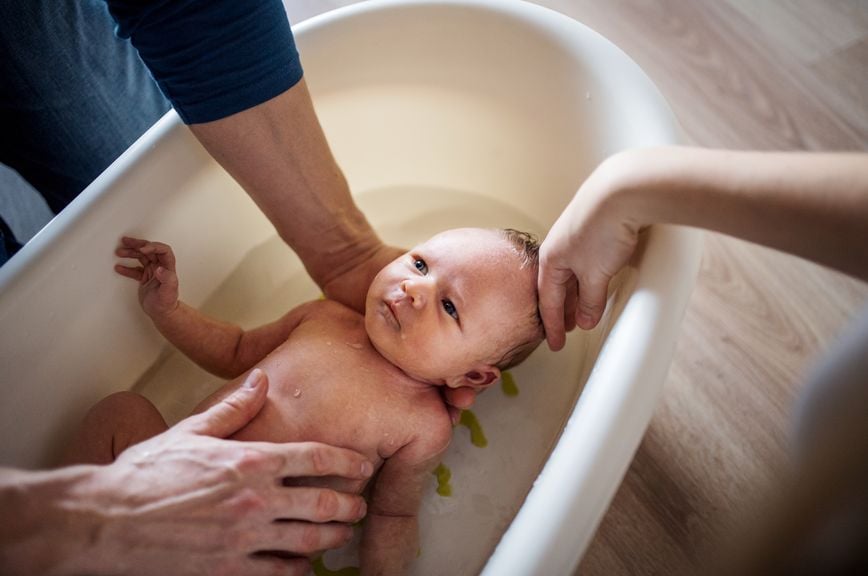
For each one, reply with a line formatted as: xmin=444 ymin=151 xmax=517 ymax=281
xmin=0 ymin=1 xmax=701 ymax=574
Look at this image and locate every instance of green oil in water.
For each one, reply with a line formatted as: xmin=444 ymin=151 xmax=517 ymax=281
xmin=312 ymin=556 xmax=359 ymax=576
xmin=459 ymin=410 xmax=488 ymax=448
xmin=433 ymin=463 xmax=452 ymax=497
xmin=501 ymin=371 xmax=519 ymax=397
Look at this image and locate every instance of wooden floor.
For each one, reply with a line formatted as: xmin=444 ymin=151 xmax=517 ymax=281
xmin=281 ymin=1 xmax=866 ymax=574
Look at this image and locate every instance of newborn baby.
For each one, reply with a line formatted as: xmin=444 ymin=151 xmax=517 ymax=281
xmin=66 ymin=227 xmax=544 ymax=575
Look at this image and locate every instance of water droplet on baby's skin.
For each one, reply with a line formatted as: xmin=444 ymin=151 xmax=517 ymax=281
xmin=292 ymin=388 xmax=302 ymax=398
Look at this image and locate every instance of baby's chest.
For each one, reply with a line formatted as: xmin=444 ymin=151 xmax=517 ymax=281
xmin=248 ymin=383 xmax=419 ymax=464
xmin=241 ymin=334 xmax=420 ymax=457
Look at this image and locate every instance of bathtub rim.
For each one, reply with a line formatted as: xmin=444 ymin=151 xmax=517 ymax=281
xmin=0 ymin=110 xmax=179 ymax=295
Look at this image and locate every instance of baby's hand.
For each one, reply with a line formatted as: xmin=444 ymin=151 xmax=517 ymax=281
xmin=115 ymin=236 xmax=180 ymax=319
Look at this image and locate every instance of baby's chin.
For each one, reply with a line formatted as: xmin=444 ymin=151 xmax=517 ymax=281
xmin=364 ymin=328 xmax=445 ymax=385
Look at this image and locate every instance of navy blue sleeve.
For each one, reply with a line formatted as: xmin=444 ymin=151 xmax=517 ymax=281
xmin=105 ymin=0 xmax=303 ymax=124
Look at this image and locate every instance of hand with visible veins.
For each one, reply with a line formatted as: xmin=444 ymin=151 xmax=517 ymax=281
xmin=0 ymin=370 xmax=373 ymax=576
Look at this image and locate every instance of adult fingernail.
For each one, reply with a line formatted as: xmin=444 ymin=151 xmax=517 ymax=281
xmin=243 ymin=369 xmax=263 ymax=389
xmin=361 ymin=461 xmax=374 ymax=477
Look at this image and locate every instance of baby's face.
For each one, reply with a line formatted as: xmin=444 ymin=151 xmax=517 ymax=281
xmin=365 ymin=228 xmax=538 ymax=387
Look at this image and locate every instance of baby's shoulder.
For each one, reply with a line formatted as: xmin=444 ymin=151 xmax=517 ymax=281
xmin=294 ymin=298 xmax=363 ymax=328
xmin=302 ymin=298 xmax=359 ymax=318
xmin=404 ymin=394 xmax=453 ymax=458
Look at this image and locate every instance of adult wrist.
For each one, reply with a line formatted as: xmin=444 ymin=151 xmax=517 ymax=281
xmin=309 ymin=221 xmax=386 ymax=289
xmin=0 ymin=466 xmax=112 ymax=576
xmin=148 ymin=300 xmax=182 ymax=329
xmin=585 ymin=149 xmax=656 ymax=234
xmin=602 ymin=146 xmax=692 ymax=230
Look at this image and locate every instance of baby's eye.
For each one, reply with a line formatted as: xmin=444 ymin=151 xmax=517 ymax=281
xmin=414 ymin=258 xmax=428 ymax=274
xmin=442 ymin=299 xmax=459 ymax=321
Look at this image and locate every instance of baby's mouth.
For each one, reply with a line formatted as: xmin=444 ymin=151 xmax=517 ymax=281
xmin=384 ymin=300 xmax=401 ymax=329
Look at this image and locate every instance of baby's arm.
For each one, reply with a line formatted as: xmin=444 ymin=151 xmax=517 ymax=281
xmin=360 ymin=426 xmax=452 ymax=575
xmin=115 ymin=236 xmax=313 ymax=379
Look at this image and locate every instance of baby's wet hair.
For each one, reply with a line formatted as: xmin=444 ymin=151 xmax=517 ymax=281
xmin=494 ymin=228 xmax=545 ymax=370
xmin=499 ymin=228 xmax=541 ymax=270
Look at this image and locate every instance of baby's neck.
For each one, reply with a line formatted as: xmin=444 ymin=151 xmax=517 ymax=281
xmin=354 ymin=306 xmax=450 ymax=390
xmin=381 ymin=349 xmax=445 ymax=390
xmin=361 ymin=334 xmax=445 ymax=390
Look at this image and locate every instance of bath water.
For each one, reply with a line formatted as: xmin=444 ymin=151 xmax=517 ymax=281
xmin=354 ymin=184 xmax=548 ymax=254
xmin=135 ymin=185 xmax=545 ymax=421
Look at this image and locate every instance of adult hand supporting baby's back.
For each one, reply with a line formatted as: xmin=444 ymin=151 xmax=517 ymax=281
xmin=99 ymin=368 xmax=373 ymax=576
xmin=0 ymin=369 xmax=373 ymax=576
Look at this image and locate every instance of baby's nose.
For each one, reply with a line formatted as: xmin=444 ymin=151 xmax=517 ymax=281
xmin=402 ymin=278 xmax=432 ymax=309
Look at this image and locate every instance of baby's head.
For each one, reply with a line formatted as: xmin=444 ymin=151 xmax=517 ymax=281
xmin=365 ymin=227 xmax=544 ymax=390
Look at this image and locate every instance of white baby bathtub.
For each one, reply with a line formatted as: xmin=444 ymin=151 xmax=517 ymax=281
xmin=0 ymin=0 xmax=701 ymax=574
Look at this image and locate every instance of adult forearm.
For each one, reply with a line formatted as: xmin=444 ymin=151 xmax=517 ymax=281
xmin=188 ymin=80 xmax=384 ymax=291
xmin=0 ymin=466 xmax=106 ymax=576
xmin=609 ymin=147 xmax=868 ymax=280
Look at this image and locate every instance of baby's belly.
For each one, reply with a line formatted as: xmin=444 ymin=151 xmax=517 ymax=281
xmin=227 ymin=396 xmax=384 ymax=495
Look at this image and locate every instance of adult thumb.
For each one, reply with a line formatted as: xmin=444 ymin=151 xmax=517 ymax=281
xmin=179 ymin=369 xmax=269 ymax=438
xmin=576 ymin=276 xmax=610 ymax=330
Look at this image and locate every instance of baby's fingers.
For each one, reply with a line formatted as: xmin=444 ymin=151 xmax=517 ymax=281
xmin=120 ymin=236 xmax=146 ymax=244
xmin=153 ymin=265 xmax=178 ymax=289
xmin=116 ymin=237 xmax=154 ymax=266
xmin=114 ymin=264 xmax=144 ymax=282
xmin=140 ymin=241 xmax=176 ymax=271
xmin=115 ymin=246 xmax=150 ymax=265
xmin=119 ymin=236 xmax=150 ymax=250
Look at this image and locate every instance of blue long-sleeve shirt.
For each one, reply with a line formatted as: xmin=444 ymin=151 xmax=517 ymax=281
xmin=106 ymin=0 xmax=304 ymax=124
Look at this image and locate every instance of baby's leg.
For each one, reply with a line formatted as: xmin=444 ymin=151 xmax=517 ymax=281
xmin=62 ymin=391 xmax=168 ymax=465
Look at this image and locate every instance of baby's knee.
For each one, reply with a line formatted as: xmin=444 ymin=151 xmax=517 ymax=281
xmin=97 ymin=390 xmax=153 ymax=411
xmin=64 ymin=391 xmax=166 ymax=465
xmin=85 ymin=391 xmax=167 ymax=450
xmin=87 ymin=391 xmax=159 ymax=424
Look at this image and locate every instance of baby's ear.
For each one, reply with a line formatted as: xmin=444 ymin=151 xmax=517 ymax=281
xmin=461 ymin=365 xmax=501 ymax=390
